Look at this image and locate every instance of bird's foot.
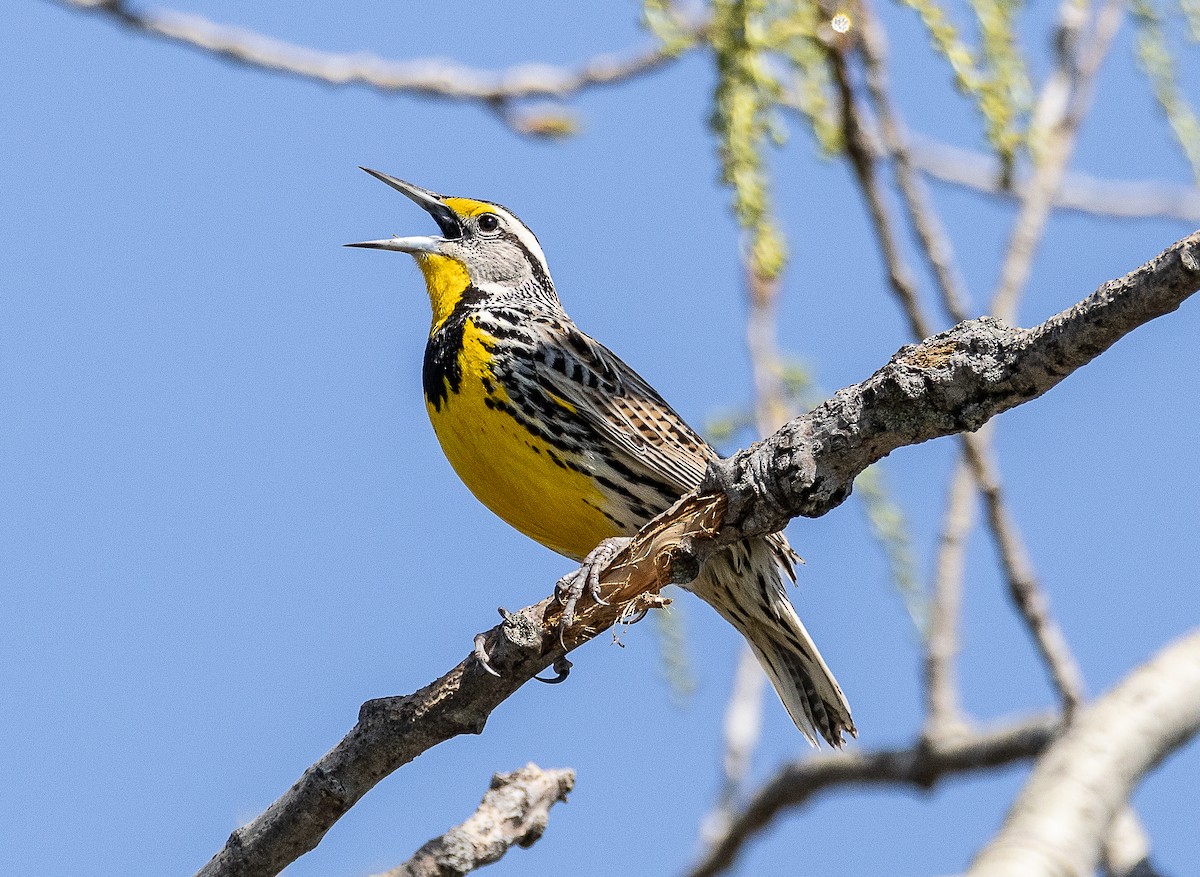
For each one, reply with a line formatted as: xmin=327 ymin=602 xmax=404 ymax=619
xmin=554 ymin=536 xmax=633 ymax=647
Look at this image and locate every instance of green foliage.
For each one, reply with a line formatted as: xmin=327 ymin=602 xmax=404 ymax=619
xmin=700 ymin=3 xmax=856 ymax=278
xmin=970 ymin=0 xmax=1033 ymax=177
xmin=643 ymin=0 xmax=705 ymax=53
xmin=710 ymin=0 xmax=789 ymax=279
xmin=764 ymin=4 xmax=843 ymax=154
xmin=896 ymin=0 xmax=1031 ymax=179
xmin=1132 ymin=0 xmax=1200 ymax=184
xmin=653 ymin=603 xmax=699 ymax=706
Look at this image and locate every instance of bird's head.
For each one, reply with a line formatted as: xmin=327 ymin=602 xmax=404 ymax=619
xmin=348 ymin=168 xmax=557 ymax=329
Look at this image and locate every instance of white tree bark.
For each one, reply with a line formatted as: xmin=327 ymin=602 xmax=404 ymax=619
xmin=968 ymin=628 xmax=1200 ymax=877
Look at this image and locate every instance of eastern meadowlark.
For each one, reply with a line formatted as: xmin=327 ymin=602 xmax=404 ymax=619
xmin=349 ymin=169 xmax=855 ymax=746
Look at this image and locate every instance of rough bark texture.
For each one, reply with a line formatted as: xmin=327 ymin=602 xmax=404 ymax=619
xmin=967 ymin=628 xmax=1200 ymax=877
xmin=196 ymin=231 xmax=1200 ymax=877
xmin=372 ymin=764 xmax=574 ymax=877
xmin=703 ymin=230 xmax=1200 ymax=541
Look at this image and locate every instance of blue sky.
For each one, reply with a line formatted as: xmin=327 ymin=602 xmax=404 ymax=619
xmin=3 ymin=3 xmax=1199 ymax=876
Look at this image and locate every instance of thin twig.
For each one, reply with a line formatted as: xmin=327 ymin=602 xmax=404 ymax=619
xmin=992 ymin=0 xmax=1127 ymax=324
xmin=838 ymin=0 xmax=1102 ymax=721
xmin=371 ymin=764 xmax=574 ymax=877
xmin=54 ymin=0 xmax=1200 ymax=215
xmin=969 ymin=0 xmax=1128 ymax=714
xmin=958 ymin=436 xmax=1088 ymax=711
xmin=687 ymin=714 xmax=1061 ymax=877
xmin=848 ymin=9 xmax=1148 ymax=872
xmin=702 ymin=646 xmax=766 ymax=845
xmin=855 ymin=10 xmax=973 ymax=325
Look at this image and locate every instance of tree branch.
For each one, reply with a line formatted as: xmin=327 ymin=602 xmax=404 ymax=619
xmin=370 ymin=764 xmax=574 ymax=877
xmin=958 ymin=432 xmax=1088 ymax=713
xmin=907 ymin=135 xmax=1200 ymax=223
xmin=52 ymin=0 xmax=1200 ymax=217
xmin=924 ymin=453 xmax=976 ymax=739
xmin=836 ymin=4 xmax=1093 ymax=721
xmin=687 ymin=714 xmax=1061 ymax=877
xmin=194 ymin=231 xmax=1199 ymax=877
xmin=48 ymin=0 xmax=694 ymax=103
xmin=967 ymin=627 xmax=1200 ymax=877
xmin=991 ymin=0 xmax=1126 ymax=323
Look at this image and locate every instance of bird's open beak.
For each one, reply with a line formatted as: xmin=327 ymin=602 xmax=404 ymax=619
xmin=345 ymin=168 xmax=463 ymax=253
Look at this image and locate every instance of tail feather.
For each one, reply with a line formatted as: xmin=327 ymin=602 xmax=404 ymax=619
xmin=687 ymin=537 xmax=855 ymax=747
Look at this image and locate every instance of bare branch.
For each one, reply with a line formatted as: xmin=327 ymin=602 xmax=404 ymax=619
xmin=48 ymin=0 xmax=694 ymax=103
xmin=833 ymin=7 xmax=1090 ymax=721
xmin=924 ymin=454 xmax=977 ymax=739
xmin=958 ymin=435 xmax=1088 ymax=713
xmin=687 ymin=714 xmax=1061 ymax=877
xmin=907 ymin=136 xmax=1200 ymax=223
xmin=704 ymin=229 xmax=1200 ymax=544
xmin=846 ymin=13 xmax=1159 ymax=871
xmin=194 ymin=231 xmax=1199 ymax=877
xmin=967 ymin=627 xmax=1200 ymax=877
xmin=702 ymin=646 xmax=766 ymax=845
xmin=992 ymin=0 xmax=1126 ymax=324
xmin=855 ymin=10 xmax=974 ymax=325
xmin=960 ymin=0 xmax=1124 ymax=720
xmin=1104 ymin=810 xmax=1156 ymax=877
xmin=371 ymin=764 xmax=574 ymax=877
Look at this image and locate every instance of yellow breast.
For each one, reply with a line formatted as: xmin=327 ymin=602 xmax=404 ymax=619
xmin=426 ymin=317 xmax=622 ymax=562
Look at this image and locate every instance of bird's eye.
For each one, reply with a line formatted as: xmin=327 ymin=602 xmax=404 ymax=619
xmin=477 ymin=213 xmax=501 ymax=233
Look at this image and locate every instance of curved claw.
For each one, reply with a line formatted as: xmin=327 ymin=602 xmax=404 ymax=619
xmin=621 ymin=605 xmax=650 ymax=626
xmin=473 ymin=632 xmax=502 ymax=678
xmin=585 ymin=559 xmax=610 ymax=607
xmin=534 ymin=656 xmax=573 ymax=684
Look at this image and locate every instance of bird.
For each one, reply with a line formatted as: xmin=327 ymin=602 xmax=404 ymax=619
xmin=348 ymin=168 xmax=855 ymax=746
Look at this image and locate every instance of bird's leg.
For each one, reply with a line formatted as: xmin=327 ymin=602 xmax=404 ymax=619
xmin=555 ymin=536 xmax=633 ymax=646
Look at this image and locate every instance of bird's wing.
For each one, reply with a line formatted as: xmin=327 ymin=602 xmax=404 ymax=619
xmin=519 ymin=321 xmax=716 ymax=496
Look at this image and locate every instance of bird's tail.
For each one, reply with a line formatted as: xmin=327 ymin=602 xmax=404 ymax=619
xmin=687 ymin=537 xmax=855 ymax=747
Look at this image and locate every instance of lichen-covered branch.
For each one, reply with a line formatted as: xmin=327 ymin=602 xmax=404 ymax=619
xmin=371 ymin=764 xmax=574 ymax=877
xmin=967 ymin=627 xmax=1200 ymax=877
xmin=704 ymin=228 xmax=1199 ymax=542
xmin=194 ymin=231 xmax=1199 ymax=877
